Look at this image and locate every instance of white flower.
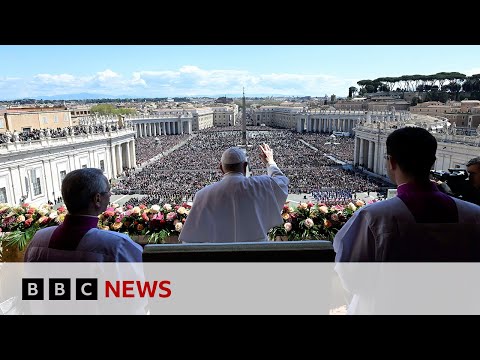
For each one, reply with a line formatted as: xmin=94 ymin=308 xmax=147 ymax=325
xmin=37 ymin=208 xmax=48 ymax=216
xmin=177 ymin=206 xmax=186 ymax=215
xmin=49 ymin=211 xmax=58 ymax=219
xmin=347 ymin=202 xmax=357 ymax=211
xmin=163 ymin=204 xmax=172 ymax=211
xmin=111 ymin=203 xmax=120 ymax=209
xmin=304 ymin=218 xmax=314 ymax=228
xmin=151 ymin=204 xmax=161 ymax=212
xmin=175 ymin=222 xmax=183 ymax=232
xmin=284 ymin=222 xmax=292 ymax=232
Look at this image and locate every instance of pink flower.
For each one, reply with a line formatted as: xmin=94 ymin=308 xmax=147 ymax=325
xmin=153 ymin=212 xmax=164 ymax=221
xmin=304 ymin=218 xmax=314 ymax=228
xmin=166 ymin=212 xmax=177 ymax=221
xmin=307 ymin=202 xmax=314 ymax=208
xmin=127 ymin=205 xmax=133 ymax=209
xmin=284 ymin=222 xmax=292 ymax=232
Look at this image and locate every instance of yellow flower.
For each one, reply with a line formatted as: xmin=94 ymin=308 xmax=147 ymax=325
xmin=309 ymin=208 xmax=319 ymax=218
xmin=55 ymin=214 xmax=66 ymax=224
xmin=355 ymin=200 xmax=365 ymax=207
xmin=298 ymin=202 xmax=308 ymax=210
xmin=111 ymin=222 xmax=123 ymax=231
xmin=132 ymin=206 xmax=141 ymax=214
xmin=319 ymin=206 xmax=329 ymax=214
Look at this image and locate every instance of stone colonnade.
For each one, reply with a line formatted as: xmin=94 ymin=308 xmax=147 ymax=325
xmin=296 ymin=110 xmax=409 ymax=135
xmin=134 ymin=118 xmax=192 ymax=137
xmin=110 ymin=139 xmax=136 ymax=177
xmin=353 ymin=136 xmax=385 ymax=175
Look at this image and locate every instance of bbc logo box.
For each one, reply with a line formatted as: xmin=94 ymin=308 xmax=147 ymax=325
xmin=22 ymin=278 xmax=98 ymax=300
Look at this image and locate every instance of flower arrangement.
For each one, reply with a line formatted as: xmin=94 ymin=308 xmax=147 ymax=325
xmin=1 ymin=197 xmax=372 ymax=261
xmin=0 ymin=203 xmax=67 ymax=252
xmin=268 ymin=200 xmax=367 ymax=242
xmin=97 ymin=202 xmax=191 ymax=244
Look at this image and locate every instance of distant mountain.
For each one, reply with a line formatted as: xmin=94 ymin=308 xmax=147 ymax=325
xmin=33 ymin=93 xmax=120 ymax=101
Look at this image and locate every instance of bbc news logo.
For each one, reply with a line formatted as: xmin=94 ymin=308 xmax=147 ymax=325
xmin=22 ymin=278 xmax=172 ymax=300
xmin=22 ymin=278 xmax=98 ymax=300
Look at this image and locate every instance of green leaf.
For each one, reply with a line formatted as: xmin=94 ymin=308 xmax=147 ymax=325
xmin=3 ymin=231 xmax=29 ymax=251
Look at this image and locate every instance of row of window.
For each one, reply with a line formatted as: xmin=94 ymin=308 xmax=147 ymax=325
xmin=1 ymin=162 xmax=105 ymax=203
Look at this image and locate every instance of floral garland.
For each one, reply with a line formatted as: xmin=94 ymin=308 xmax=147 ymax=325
xmin=268 ymin=200 xmax=369 ymax=241
xmin=97 ymin=203 xmax=191 ymax=243
xmin=1 ymin=198 xmax=376 ymax=255
xmin=0 ymin=203 xmax=67 ymax=250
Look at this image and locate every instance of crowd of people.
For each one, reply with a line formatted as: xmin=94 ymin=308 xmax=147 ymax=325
xmin=134 ymin=134 xmax=190 ymax=166
xmin=113 ymin=128 xmax=387 ymax=206
xmin=299 ymin=133 xmax=355 ymax=162
xmin=0 ymin=125 xmax=121 ymax=144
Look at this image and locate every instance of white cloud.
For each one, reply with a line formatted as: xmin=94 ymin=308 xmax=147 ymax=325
xmin=34 ymin=73 xmax=77 ymax=85
xmin=93 ymin=69 xmax=121 ymax=82
xmin=0 ymin=66 xmax=354 ymax=100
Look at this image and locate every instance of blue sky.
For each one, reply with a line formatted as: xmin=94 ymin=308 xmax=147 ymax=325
xmin=0 ymin=45 xmax=479 ymax=100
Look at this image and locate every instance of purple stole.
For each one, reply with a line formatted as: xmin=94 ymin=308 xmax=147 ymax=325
xmin=396 ymin=181 xmax=458 ymax=223
xmin=48 ymin=215 xmax=99 ymax=251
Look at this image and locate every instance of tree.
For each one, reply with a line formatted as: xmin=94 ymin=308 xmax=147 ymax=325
xmin=90 ymin=104 xmax=136 ymax=116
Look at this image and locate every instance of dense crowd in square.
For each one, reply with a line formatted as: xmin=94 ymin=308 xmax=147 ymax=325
xmin=115 ymin=127 xmax=387 ymax=206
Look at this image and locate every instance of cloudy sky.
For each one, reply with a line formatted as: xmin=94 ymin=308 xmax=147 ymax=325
xmin=0 ymin=45 xmax=479 ymax=100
